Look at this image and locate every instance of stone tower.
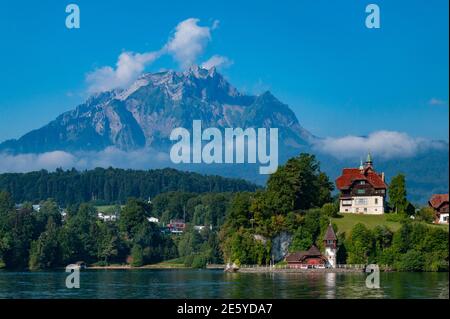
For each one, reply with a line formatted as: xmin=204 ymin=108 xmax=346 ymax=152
xmin=323 ymin=223 xmax=338 ymax=268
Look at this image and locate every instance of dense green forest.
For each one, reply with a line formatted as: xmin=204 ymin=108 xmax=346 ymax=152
xmin=0 ymin=154 xmax=448 ymax=271
xmin=0 ymin=167 xmax=258 ymax=206
xmin=0 ymin=195 xmax=177 ymax=269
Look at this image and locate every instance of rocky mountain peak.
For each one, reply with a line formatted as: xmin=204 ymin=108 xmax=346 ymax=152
xmin=0 ymin=68 xmax=312 ymax=154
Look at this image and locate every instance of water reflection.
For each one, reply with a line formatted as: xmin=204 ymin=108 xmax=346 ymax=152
xmin=0 ymin=270 xmax=448 ymax=299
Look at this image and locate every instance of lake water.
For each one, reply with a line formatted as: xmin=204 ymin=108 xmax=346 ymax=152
xmin=0 ymin=270 xmax=448 ymax=299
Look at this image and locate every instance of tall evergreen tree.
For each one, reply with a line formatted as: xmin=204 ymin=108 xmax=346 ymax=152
xmin=389 ymin=174 xmax=408 ymax=214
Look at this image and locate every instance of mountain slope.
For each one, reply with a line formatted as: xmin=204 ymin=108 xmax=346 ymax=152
xmin=0 ymin=66 xmax=312 ymax=154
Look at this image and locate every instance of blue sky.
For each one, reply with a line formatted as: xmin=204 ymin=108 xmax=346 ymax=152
xmin=0 ymin=0 xmax=448 ymax=142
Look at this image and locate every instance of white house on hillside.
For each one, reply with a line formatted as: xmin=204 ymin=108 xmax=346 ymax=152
xmin=335 ymin=154 xmax=387 ymax=215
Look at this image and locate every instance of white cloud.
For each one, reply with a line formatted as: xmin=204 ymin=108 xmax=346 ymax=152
xmin=86 ymin=18 xmax=227 ymax=93
xmin=86 ymin=51 xmax=160 ymax=93
xmin=165 ymin=18 xmax=213 ymax=69
xmin=0 ymin=147 xmax=170 ymax=173
xmin=429 ymin=98 xmax=448 ymax=106
xmin=0 ymin=151 xmax=77 ymax=173
xmin=312 ymin=130 xmax=447 ymax=159
xmin=201 ymin=55 xmax=233 ymax=70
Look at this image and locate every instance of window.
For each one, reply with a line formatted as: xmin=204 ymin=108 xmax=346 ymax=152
xmin=357 ymin=189 xmax=365 ymax=195
xmin=375 ymin=198 xmax=378 ymax=205
xmin=359 ymin=181 xmax=365 ymax=185
xmin=355 ymin=198 xmax=368 ymax=205
xmin=342 ymin=200 xmax=352 ymax=206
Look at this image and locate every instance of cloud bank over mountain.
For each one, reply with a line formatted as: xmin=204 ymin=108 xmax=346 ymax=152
xmin=312 ymin=130 xmax=447 ymax=159
xmin=0 ymin=147 xmax=170 ymax=173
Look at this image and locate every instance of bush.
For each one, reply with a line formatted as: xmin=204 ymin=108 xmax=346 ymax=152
xmin=415 ymin=207 xmax=435 ymax=223
xmin=130 ymin=245 xmax=144 ymax=267
xmin=183 ymin=254 xmax=194 ymax=267
xmin=322 ymin=202 xmax=339 ymax=218
xmin=386 ymin=213 xmax=408 ymax=223
xmin=191 ymin=254 xmax=208 ymax=269
xmin=377 ymin=246 xmax=397 ymax=266
xmin=396 ymin=249 xmax=425 ymax=271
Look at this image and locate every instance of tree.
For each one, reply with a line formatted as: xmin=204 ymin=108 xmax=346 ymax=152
xmin=396 ymin=250 xmax=425 ymax=271
xmin=193 ymin=204 xmax=209 ymax=225
xmin=346 ymin=223 xmax=373 ymax=264
xmin=415 ymin=207 xmax=435 ymax=223
xmin=35 ymin=199 xmax=62 ymax=235
xmin=0 ymin=192 xmax=13 ymax=269
xmin=290 ymin=227 xmax=313 ymax=252
xmin=59 ymin=203 xmax=98 ymax=264
xmin=389 ymin=174 xmax=408 ymax=215
xmin=119 ymin=198 xmax=150 ymax=238
xmin=29 ymin=217 xmax=61 ymax=270
xmin=96 ymin=222 xmax=120 ymax=265
xmin=224 ymin=192 xmax=253 ymax=229
xmin=130 ymin=244 xmax=144 ymax=267
xmin=322 ymin=202 xmax=339 ymax=218
xmin=2 ymin=205 xmax=36 ymax=269
xmin=265 ymin=154 xmax=334 ymax=214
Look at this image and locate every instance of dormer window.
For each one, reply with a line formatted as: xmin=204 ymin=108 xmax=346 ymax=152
xmin=359 ymin=181 xmax=365 ymax=185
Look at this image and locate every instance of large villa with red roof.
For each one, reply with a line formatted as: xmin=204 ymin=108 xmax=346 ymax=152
xmin=335 ymin=154 xmax=387 ymax=215
xmin=428 ymin=194 xmax=449 ymax=224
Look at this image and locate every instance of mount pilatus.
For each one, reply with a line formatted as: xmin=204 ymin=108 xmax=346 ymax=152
xmin=0 ymin=66 xmax=313 ymax=154
xmin=0 ymin=66 xmax=447 ymax=203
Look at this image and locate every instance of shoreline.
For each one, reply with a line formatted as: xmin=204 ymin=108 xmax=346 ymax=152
xmin=237 ymin=268 xmax=366 ymax=273
xmin=84 ymin=264 xmax=389 ymax=273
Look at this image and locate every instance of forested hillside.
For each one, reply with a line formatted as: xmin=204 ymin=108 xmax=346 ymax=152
xmin=0 ymin=167 xmax=258 ymax=206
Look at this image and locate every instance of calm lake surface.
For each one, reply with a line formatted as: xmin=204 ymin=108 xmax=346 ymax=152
xmin=0 ymin=270 xmax=448 ymax=299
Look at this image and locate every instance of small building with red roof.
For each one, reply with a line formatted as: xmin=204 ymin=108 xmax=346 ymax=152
xmin=428 ymin=194 xmax=449 ymax=224
xmin=285 ymin=224 xmax=338 ymax=269
xmin=335 ymin=153 xmax=387 ymax=214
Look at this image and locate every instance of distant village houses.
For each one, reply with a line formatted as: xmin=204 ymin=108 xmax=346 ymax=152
xmin=147 ymin=216 xmax=159 ymax=223
xmin=429 ymin=194 xmax=449 ymax=224
xmin=167 ymin=219 xmax=186 ymax=234
xmin=335 ymin=154 xmax=387 ymax=214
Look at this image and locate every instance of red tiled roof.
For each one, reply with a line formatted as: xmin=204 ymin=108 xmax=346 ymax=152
xmin=306 ymin=245 xmax=321 ymax=256
xmin=429 ymin=194 xmax=449 ymax=209
xmin=335 ymin=167 xmax=387 ymax=190
xmin=285 ymin=251 xmax=306 ymax=262
xmin=285 ymin=245 xmax=324 ymax=262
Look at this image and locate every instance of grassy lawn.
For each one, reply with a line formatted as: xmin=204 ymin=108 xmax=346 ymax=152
xmin=95 ymin=205 xmax=123 ymax=213
xmin=331 ymin=214 xmax=402 ymax=236
xmin=331 ymin=213 xmax=448 ymax=237
xmin=143 ymin=257 xmax=186 ymax=269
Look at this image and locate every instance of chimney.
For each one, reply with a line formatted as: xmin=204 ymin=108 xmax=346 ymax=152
xmin=381 ymin=172 xmax=385 ymax=182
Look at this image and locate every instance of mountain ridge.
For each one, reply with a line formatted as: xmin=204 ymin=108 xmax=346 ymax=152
xmin=0 ymin=66 xmax=313 ymax=154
